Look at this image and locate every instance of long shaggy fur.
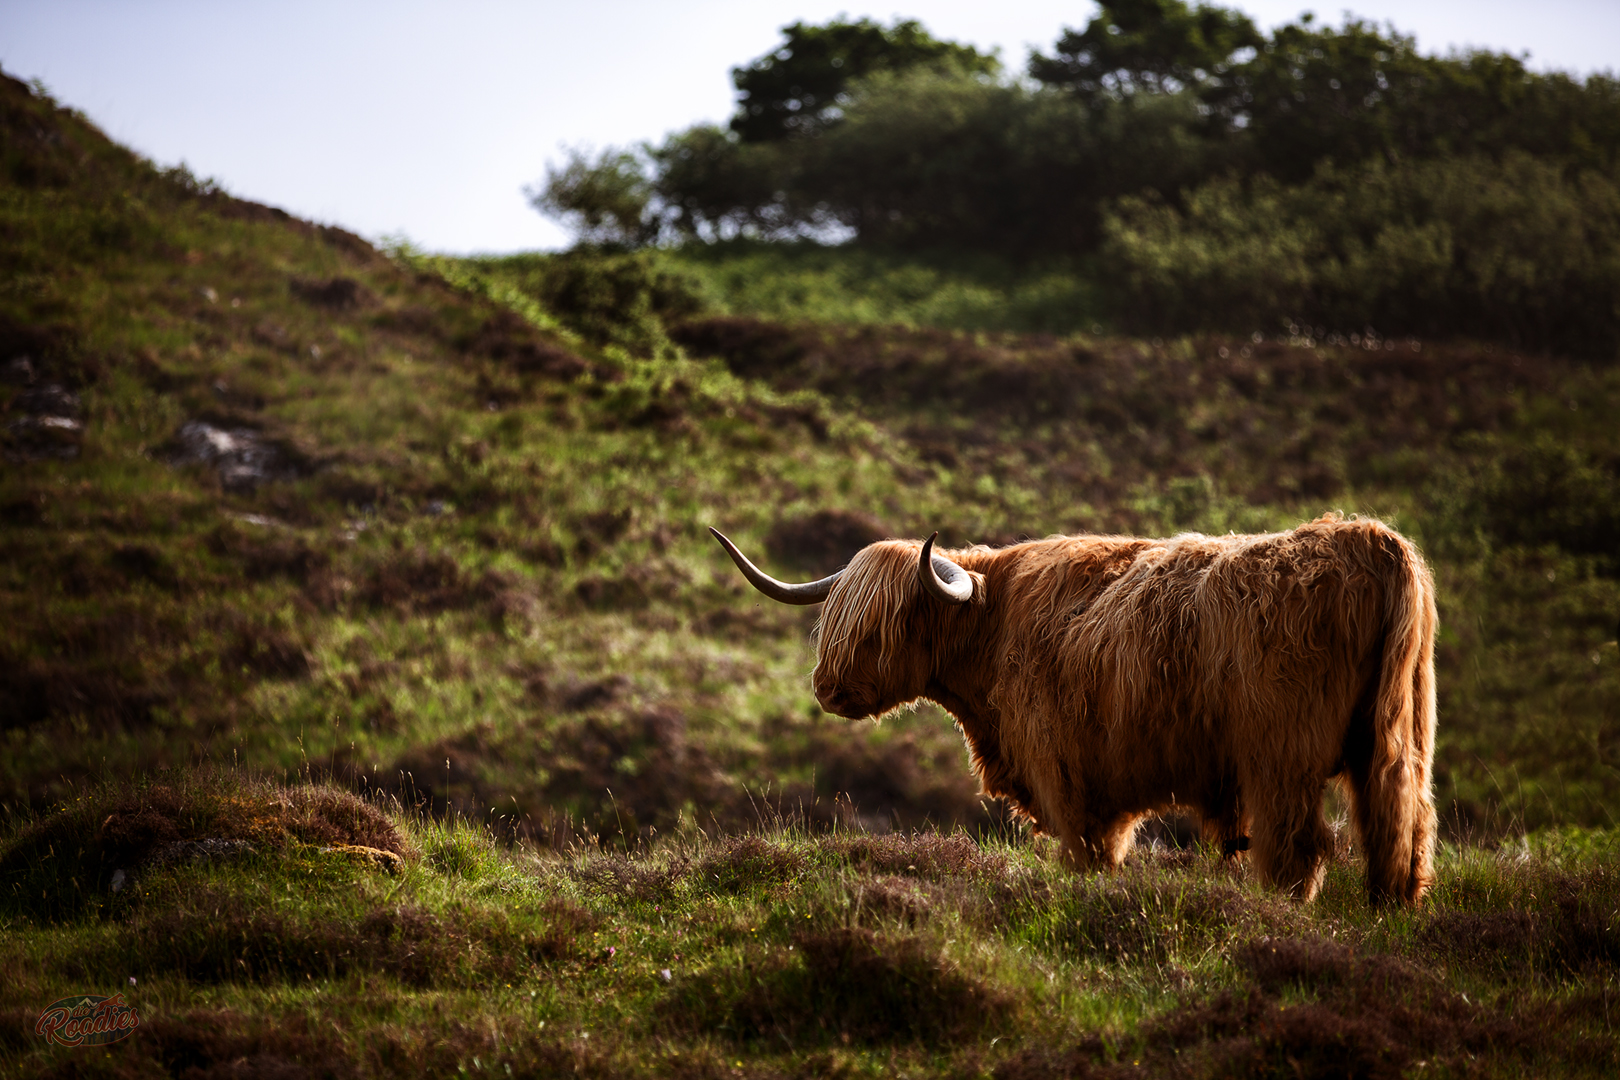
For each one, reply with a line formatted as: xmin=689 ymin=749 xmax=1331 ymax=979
xmin=809 ymin=514 xmax=1437 ymax=904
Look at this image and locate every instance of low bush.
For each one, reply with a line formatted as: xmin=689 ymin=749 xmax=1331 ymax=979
xmin=461 ymin=249 xmax=709 ymax=358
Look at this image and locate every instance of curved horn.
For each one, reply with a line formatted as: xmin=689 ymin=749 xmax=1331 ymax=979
xmin=918 ymin=532 xmax=973 ymax=604
xmin=709 ymin=527 xmax=840 ymax=605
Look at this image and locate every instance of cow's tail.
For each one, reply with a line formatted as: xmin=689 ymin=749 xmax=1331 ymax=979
xmin=1359 ymin=530 xmax=1439 ymax=904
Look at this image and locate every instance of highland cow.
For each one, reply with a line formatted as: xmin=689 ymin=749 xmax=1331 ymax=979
xmin=711 ymin=514 xmax=1437 ymax=904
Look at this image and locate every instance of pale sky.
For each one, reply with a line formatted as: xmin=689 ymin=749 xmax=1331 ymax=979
xmin=3 ymin=1 xmax=1616 ymax=253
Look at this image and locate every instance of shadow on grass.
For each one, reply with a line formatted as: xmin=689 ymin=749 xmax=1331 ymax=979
xmin=661 ymin=925 xmax=1014 ymax=1049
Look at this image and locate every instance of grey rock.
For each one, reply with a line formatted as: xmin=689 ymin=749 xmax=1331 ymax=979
xmin=170 ymin=420 xmax=284 ymax=492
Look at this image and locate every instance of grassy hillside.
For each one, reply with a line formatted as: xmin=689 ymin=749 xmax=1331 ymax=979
xmin=1 ymin=70 xmax=1618 ymax=1077
xmin=0 ymin=73 xmax=994 ymax=843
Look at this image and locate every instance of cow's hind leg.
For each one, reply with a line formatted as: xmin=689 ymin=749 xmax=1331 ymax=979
xmin=1248 ymin=777 xmax=1332 ymax=901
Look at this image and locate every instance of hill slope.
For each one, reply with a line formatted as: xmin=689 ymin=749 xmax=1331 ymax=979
xmin=2 ymin=70 xmax=1618 ymax=846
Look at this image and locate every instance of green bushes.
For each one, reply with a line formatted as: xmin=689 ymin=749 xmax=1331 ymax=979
xmin=652 ymin=71 xmax=1227 ymax=257
xmin=1102 ymin=154 xmax=1620 ymax=356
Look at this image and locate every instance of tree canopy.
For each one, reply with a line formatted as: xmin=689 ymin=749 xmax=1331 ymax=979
xmin=1028 ymin=0 xmax=1262 ymax=102
xmin=729 ymin=18 xmax=1000 ymax=142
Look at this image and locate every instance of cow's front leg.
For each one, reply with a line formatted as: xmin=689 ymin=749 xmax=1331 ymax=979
xmin=1059 ymin=813 xmax=1143 ymax=871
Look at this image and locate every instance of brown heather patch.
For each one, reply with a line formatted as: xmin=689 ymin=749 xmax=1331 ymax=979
xmin=696 ymin=835 xmax=808 ymax=894
xmin=1420 ymin=909 xmax=1539 ymax=973
xmin=770 ymin=726 xmax=988 ymax=834
xmin=1235 ymin=935 xmax=1363 ymax=990
xmin=830 ymin=831 xmax=1004 ymax=881
xmin=27 ymin=1008 xmax=358 ymax=1080
xmin=571 ymin=852 xmax=691 ymax=904
xmin=11 ymin=1005 xmax=620 ymax=1080
xmin=351 ymin=548 xmax=499 ymax=614
xmin=385 ymin=705 xmax=728 ymax=843
xmin=363 ymin=1022 xmax=616 ymax=1080
xmin=988 ymin=1039 xmax=1135 ymax=1080
xmin=572 ymin=570 xmax=652 ymax=611
xmin=220 ymin=614 xmax=312 ymax=680
xmin=1419 ymin=867 xmax=1620 ymax=979
xmin=206 ymin=520 xmax=331 ymax=583
xmin=1033 ymin=872 xmax=1302 ymax=968
xmin=851 ymin=874 xmax=933 ymax=926
xmin=1149 ymin=964 xmax=1537 ymax=1079
xmin=0 ymin=648 xmax=166 ymax=733
xmin=996 ymin=933 xmax=1612 ymax=1080
xmin=524 ymin=896 xmax=606 ymax=962
xmin=671 ymin=317 xmax=1561 ymax=519
xmin=465 ymin=309 xmax=593 ymax=380
xmin=93 ymin=896 xmax=589 ymax=988
xmin=290 ymin=275 xmax=373 ymax=311
xmin=1170 ymin=934 xmax=1608 ymax=1077
xmin=0 ymin=592 xmax=188 ymax=732
xmin=764 ymin=509 xmax=890 ymax=577
xmin=663 ymin=925 xmax=1013 ymax=1048
xmin=790 ymin=927 xmax=1012 ymax=1044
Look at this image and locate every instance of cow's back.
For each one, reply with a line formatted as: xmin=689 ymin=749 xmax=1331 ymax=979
xmin=987 ymin=519 xmax=1394 ymax=811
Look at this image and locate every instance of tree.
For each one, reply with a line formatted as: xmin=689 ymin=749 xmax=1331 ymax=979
xmin=731 ymin=18 xmax=999 ymax=142
xmin=1206 ymin=21 xmax=1620 ymax=183
xmin=648 ymin=125 xmax=805 ymax=242
xmin=527 ymin=148 xmax=657 ymax=247
xmin=1029 ymin=0 xmax=1261 ymax=102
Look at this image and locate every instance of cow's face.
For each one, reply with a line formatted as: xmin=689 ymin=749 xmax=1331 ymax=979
xmin=709 ymin=527 xmax=973 ymax=719
xmin=811 ymin=614 xmax=931 ymax=718
xmin=811 ymin=542 xmax=934 ymax=719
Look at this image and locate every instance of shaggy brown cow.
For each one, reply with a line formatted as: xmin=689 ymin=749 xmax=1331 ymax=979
xmin=711 ymin=514 xmax=1437 ymax=904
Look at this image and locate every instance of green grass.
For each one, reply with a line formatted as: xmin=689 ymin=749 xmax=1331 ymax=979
xmin=2 ymin=774 xmax=1616 ymax=1077
xmin=659 ymin=240 xmax=1105 ymax=335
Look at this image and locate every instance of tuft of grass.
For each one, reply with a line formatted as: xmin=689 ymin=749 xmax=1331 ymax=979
xmin=0 ymin=770 xmax=404 ymax=921
xmin=695 ymin=835 xmax=808 ymax=896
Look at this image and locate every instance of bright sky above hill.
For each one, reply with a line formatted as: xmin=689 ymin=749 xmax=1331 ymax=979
xmin=3 ymin=1 xmax=1616 ymax=254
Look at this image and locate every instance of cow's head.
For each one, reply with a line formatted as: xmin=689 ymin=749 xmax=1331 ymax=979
xmin=709 ymin=527 xmax=976 ymax=718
